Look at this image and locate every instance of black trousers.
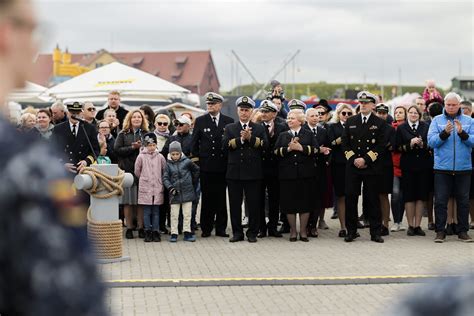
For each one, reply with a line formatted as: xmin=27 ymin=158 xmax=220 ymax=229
xmin=259 ymin=175 xmax=280 ymax=232
xmin=227 ymin=179 xmax=262 ymax=238
xmin=345 ymin=172 xmax=381 ymax=236
xmin=199 ymin=171 xmax=228 ymax=234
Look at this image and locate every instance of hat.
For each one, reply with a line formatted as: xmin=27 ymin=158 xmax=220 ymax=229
xmin=313 ymin=99 xmax=332 ymax=113
xmin=205 ymin=92 xmax=224 ymax=104
xmin=288 ymin=99 xmax=306 ymax=111
xmin=169 ymin=141 xmax=182 ymax=153
xmin=259 ymin=100 xmax=278 ymax=112
xmin=357 ymin=91 xmax=377 ymax=103
xmin=235 ymin=96 xmax=255 ymax=108
xmin=143 ymin=132 xmax=157 ymax=145
xmin=65 ymin=100 xmax=83 ymax=112
xmin=375 ymin=103 xmax=389 ymax=113
xmin=173 ymin=115 xmax=192 ymax=126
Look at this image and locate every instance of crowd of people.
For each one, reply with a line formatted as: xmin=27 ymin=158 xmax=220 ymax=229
xmin=14 ymin=79 xmax=474 ymax=244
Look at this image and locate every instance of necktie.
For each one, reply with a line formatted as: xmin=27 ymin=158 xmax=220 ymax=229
xmin=72 ymin=124 xmax=76 ymax=137
xmin=212 ymin=116 xmax=217 ymax=127
xmin=265 ymin=123 xmax=270 ymax=131
xmin=312 ymin=128 xmax=317 ymax=135
xmin=243 ymin=124 xmax=247 ymax=130
xmin=294 ymin=131 xmax=298 ymax=137
xmin=412 ymin=124 xmax=417 ymax=132
xmin=362 ymin=116 xmax=367 ymax=125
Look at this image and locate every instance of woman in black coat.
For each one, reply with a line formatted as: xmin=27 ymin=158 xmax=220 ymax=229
xmin=327 ymin=103 xmax=355 ymax=237
xmin=396 ymin=105 xmax=432 ymax=237
xmin=274 ymin=109 xmax=319 ymax=242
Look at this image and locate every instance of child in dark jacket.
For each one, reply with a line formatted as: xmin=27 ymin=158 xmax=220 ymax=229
xmin=163 ymin=141 xmax=200 ymax=242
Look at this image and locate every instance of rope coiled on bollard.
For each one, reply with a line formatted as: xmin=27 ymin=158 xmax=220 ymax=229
xmin=81 ymin=167 xmax=125 ymax=260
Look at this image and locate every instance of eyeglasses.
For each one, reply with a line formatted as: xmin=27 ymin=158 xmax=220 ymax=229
xmin=86 ymin=108 xmax=96 ymax=112
xmin=156 ymin=122 xmax=168 ymax=126
xmin=317 ymin=112 xmax=327 ymax=116
xmin=176 ymin=123 xmax=185 ymax=127
xmin=340 ymin=111 xmax=352 ymax=116
xmin=99 ymin=126 xmax=110 ymax=129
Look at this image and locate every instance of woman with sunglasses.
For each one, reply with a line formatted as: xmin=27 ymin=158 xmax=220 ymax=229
xmin=328 ymin=103 xmax=355 ymax=237
xmin=154 ymin=114 xmax=171 ymax=152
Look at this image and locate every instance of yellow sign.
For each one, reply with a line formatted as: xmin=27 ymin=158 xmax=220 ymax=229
xmin=95 ymin=78 xmax=135 ymax=87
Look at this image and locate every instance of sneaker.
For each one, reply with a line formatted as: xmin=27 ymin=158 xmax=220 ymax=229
xmin=398 ymin=224 xmax=407 ymax=231
xmin=138 ymin=228 xmax=146 ymax=239
xmin=125 ymin=229 xmax=134 ymax=239
xmin=446 ymin=223 xmax=454 ymax=236
xmin=407 ymin=226 xmax=415 ymax=236
xmin=458 ymin=232 xmax=474 ymax=242
xmin=318 ymin=219 xmax=329 ymax=230
xmin=428 ymin=223 xmax=435 ymax=231
xmin=390 ymin=223 xmax=400 ymax=232
xmin=144 ymin=230 xmax=153 ymax=242
xmin=152 ymin=231 xmax=161 ymax=242
xmin=184 ymin=232 xmax=196 ymax=242
xmin=434 ymin=231 xmax=446 ymax=243
xmin=169 ymin=234 xmax=178 ymax=242
xmin=414 ymin=226 xmax=426 ymax=236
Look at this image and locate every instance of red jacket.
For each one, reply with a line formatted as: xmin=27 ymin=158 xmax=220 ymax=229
xmin=391 ymin=121 xmax=402 ymax=177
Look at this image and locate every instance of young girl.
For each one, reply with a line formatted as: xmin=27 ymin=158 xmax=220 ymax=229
xmin=134 ymin=133 xmax=167 ymax=242
xmin=163 ymin=141 xmax=199 ymax=242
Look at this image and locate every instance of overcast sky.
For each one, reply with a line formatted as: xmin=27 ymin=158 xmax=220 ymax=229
xmin=34 ymin=0 xmax=473 ymax=91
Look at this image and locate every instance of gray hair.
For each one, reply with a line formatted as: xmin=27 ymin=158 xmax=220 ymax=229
xmin=50 ymin=100 xmax=67 ymax=112
xmin=444 ymin=92 xmax=462 ymax=103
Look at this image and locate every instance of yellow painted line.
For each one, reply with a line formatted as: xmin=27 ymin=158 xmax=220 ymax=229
xmin=104 ymin=274 xmax=457 ymax=284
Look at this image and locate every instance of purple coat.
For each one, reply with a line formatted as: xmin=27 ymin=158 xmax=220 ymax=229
xmin=134 ymin=149 xmax=166 ymax=205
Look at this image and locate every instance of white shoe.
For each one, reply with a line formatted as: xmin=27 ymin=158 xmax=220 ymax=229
xmin=398 ymin=224 xmax=407 ymax=231
xmin=390 ymin=223 xmax=400 ymax=232
xmin=242 ymin=216 xmax=249 ymax=226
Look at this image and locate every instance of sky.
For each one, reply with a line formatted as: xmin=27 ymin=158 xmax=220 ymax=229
xmin=34 ymin=0 xmax=473 ymax=91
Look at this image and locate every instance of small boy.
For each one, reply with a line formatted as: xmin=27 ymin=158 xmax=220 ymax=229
xmin=163 ymin=141 xmax=199 ymax=242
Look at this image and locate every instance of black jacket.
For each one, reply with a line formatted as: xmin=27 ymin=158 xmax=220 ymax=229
xmin=51 ymin=120 xmax=99 ymax=166
xmin=380 ymin=123 xmax=396 ymax=168
xmin=261 ymin=121 xmax=289 ymax=176
xmin=96 ymin=105 xmax=129 ymax=129
xmin=222 ymin=121 xmax=268 ymax=180
xmin=395 ymin=121 xmax=432 ymax=171
xmin=114 ymin=129 xmax=143 ymax=174
xmin=327 ymin=122 xmax=346 ymax=165
xmin=274 ymin=127 xmax=319 ymax=179
xmin=191 ymin=113 xmax=234 ymax=173
xmin=304 ymin=123 xmax=328 ymax=168
xmin=341 ymin=113 xmax=387 ymax=175
xmin=161 ymin=132 xmax=193 ymax=157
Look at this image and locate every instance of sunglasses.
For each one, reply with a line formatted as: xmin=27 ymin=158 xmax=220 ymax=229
xmin=340 ymin=111 xmax=352 ymax=116
xmin=86 ymin=108 xmax=96 ymax=112
xmin=176 ymin=123 xmax=186 ymax=127
xmin=156 ymin=122 xmax=168 ymax=126
xmin=317 ymin=112 xmax=327 ymax=116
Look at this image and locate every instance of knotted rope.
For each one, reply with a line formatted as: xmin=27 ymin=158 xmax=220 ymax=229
xmin=80 ymin=166 xmax=125 ymax=260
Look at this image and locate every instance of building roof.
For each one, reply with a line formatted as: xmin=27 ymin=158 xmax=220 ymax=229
xmin=31 ymin=50 xmax=220 ymax=90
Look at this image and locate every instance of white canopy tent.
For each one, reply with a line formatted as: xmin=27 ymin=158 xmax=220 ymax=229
xmin=7 ymin=81 xmax=51 ymax=103
xmin=46 ymin=62 xmax=190 ymax=102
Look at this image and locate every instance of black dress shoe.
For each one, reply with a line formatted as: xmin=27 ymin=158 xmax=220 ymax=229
xmin=257 ymin=231 xmax=267 ymax=238
xmin=381 ymin=226 xmax=389 ymax=236
xmin=229 ymin=236 xmax=244 ymax=242
xmin=268 ymin=229 xmax=283 ymax=237
xmin=201 ymin=232 xmax=211 ymax=238
xmin=279 ymin=226 xmax=290 ymax=234
xmin=299 ymin=235 xmax=309 ymax=242
xmin=247 ymin=236 xmax=257 ymax=243
xmin=356 ymin=221 xmax=365 ymax=229
xmin=216 ymin=232 xmax=229 ymax=237
xmin=338 ymin=230 xmax=347 ymax=238
xmin=344 ymin=234 xmax=356 ymax=242
xmin=289 ymin=236 xmax=297 ymax=242
xmin=138 ymin=228 xmax=146 ymax=239
xmin=371 ymin=235 xmax=384 ymax=243
xmin=125 ymin=229 xmax=134 ymax=239
xmin=428 ymin=223 xmax=435 ymax=231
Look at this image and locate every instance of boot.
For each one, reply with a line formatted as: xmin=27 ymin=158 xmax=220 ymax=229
xmin=144 ymin=230 xmax=153 ymax=242
xmin=152 ymin=231 xmax=161 ymax=242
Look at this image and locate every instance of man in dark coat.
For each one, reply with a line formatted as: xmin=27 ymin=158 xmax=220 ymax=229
xmin=258 ymin=100 xmax=288 ymax=238
xmin=342 ymin=91 xmax=387 ymax=243
xmin=96 ymin=90 xmax=129 ymax=129
xmin=223 ymin=96 xmax=268 ymax=243
xmin=191 ymin=92 xmax=234 ymax=237
xmin=51 ymin=101 xmax=100 ymax=173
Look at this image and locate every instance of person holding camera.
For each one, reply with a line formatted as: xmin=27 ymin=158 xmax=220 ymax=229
xmin=396 ymin=105 xmax=432 ymax=237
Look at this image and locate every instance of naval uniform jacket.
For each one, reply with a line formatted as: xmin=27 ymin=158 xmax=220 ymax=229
xmin=395 ymin=121 xmax=432 ymax=171
xmin=51 ymin=120 xmax=99 ymax=166
xmin=327 ymin=122 xmax=346 ymax=165
xmin=304 ymin=123 xmax=328 ymax=168
xmin=222 ymin=121 xmax=268 ymax=180
xmin=262 ymin=121 xmax=289 ymax=177
xmin=341 ymin=113 xmax=387 ymax=175
xmin=274 ymin=127 xmax=319 ymax=179
xmin=191 ymin=113 xmax=234 ymax=173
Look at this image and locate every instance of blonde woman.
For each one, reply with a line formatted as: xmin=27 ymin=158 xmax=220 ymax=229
xmin=153 ymin=114 xmax=171 ymax=152
xmin=114 ymin=109 xmax=149 ymax=239
xmin=327 ymin=103 xmax=355 ymax=237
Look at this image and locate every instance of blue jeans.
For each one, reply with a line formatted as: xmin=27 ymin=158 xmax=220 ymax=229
xmin=143 ymin=205 xmax=160 ymax=232
xmin=390 ymin=176 xmax=404 ymax=223
xmin=434 ymin=173 xmax=471 ymax=233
